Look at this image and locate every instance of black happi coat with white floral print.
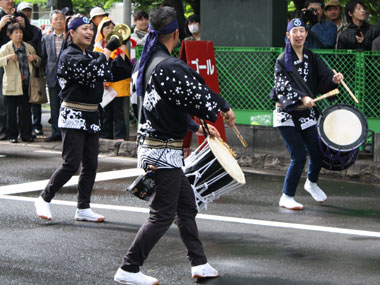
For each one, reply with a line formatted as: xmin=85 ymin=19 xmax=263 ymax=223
xmin=57 ymin=42 xmax=132 ymax=133
xmin=271 ymin=48 xmax=337 ymax=130
xmin=138 ymin=43 xmax=230 ymax=141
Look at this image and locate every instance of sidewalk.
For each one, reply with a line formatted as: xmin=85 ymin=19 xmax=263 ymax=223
xmin=2 ymin=107 xmax=380 ymax=185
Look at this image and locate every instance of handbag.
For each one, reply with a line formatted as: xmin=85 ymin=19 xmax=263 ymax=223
xmin=29 ymin=68 xmax=47 ymax=104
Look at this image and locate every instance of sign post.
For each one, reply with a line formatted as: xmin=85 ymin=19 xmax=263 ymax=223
xmin=180 ymin=40 xmax=227 ymax=148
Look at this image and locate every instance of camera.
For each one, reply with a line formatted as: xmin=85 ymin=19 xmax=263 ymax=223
xmin=301 ymin=7 xmax=319 ymax=25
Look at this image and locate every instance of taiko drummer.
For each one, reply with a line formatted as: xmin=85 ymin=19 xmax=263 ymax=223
xmin=270 ymin=18 xmax=343 ymax=210
xmin=113 ymin=6 xmax=235 ymax=285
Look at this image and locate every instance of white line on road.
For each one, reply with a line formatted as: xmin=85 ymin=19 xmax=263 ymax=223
xmin=0 ymin=168 xmax=144 ymax=195
xmin=1 ymin=194 xmax=380 ymax=239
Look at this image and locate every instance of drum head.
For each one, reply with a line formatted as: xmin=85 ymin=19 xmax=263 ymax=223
xmin=207 ymin=137 xmax=246 ymax=185
xmin=318 ymin=104 xmax=368 ymax=151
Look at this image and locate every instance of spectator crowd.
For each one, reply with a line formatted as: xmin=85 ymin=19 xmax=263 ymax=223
xmin=0 ymin=0 xmax=379 ymax=144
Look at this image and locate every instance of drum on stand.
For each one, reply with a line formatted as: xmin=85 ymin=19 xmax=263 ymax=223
xmin=317 ymin=104 xmax=368 ymax=171
xmin=183 ymin=136 xmax=246 ymax=211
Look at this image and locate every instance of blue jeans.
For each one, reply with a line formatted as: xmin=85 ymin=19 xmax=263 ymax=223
xmin=278 ymin=126 xmax=322 ymax=197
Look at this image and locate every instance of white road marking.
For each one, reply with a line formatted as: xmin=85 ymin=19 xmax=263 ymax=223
xmin=33 ymin=150 xmax=138 ymax=162
xmin=33 ymin=150 xmax=62 ymax=154
xmin=1 ymin=194 xmax=380 ymax=238
xmin=0 ymin=168 xmax=144 ymax=195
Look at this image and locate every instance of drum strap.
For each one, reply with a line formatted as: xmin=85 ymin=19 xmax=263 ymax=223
xmin=137 ymin=49 xmax=170 ymax=125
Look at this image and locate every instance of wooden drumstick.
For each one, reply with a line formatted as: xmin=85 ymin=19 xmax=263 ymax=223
xmin=312 ymin=89 xmax=340 ymax=103
xmin=231 ymin=125 xmax=248 ymax=147
xmin=222 ymin=114 xmax=248 ymax=147
xmin=333 ymin=69 xmax=359 ymax=104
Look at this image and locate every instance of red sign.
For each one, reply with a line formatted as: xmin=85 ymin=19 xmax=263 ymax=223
xmin=180 ymin=40 xmax=227 ymax=148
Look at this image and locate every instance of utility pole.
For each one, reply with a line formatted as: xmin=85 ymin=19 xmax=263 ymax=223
xmin=122 ymin=0 xmax=133 ymax=141
xmin=123 ymin=0 xmax=131 ymax=26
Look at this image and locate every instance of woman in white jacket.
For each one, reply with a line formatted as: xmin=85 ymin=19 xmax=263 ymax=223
xmin=0 ymin=22 xmax=40 ymax=143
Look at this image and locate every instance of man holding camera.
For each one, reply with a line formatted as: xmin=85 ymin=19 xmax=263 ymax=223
xmin=300 ymin=0 xmax=337 ymax=49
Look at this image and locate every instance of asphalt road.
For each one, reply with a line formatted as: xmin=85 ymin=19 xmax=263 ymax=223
xmin=1 ymin=143 xmax=380 ymax=285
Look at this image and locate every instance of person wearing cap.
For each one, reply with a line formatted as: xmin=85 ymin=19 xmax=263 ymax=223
xmin=34 ymin=15 xmax=131 ymax=223
xmin=113 ymin=6 xmax=235 ymax=285
xmin=300 ymin=0 xmax=337 ymax=49
xmin=270 ymin=18 xmax=343 ymax=210
xmin=325 ymin=0 xmax=348 ymax=49
xmin=338 ymin=0 xmax=379 ymax=51
xmin=18 ymin=1 xmax=45 ymax=137
xmin=89 ymin=7 xmax=108 ymax=50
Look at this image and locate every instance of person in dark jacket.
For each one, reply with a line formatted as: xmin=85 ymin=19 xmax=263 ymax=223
xmin=113 ymin=6 xmax=235 ymax=285
xmin=271 ymin=18 xmax=343 ymax=210
xmin=301 ymin=0 xmax=337 ymax=49
xmin=41 ymin=10 xmax=66 ymax=142
xmin=338 ymin=0 xmax=379 ymax=50
xmin=34 ymin=15 xmax=132 ymax=222
xmin=18 ymin=1 xmax=44 ymax=136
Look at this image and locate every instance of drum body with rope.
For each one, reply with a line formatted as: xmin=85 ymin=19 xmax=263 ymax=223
xmin=317 ymin=104 xmax=368 ymax=171
xmin=183 ymin=136 xmax=246 ymax=211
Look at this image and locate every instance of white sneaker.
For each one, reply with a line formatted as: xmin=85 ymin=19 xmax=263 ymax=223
xmin=114 ymin=268 xmax=159 ymax=284
xmin=279 ymin=194 xmax=304 ymax=210
xmin=304 ymin=179 xmax=327 ymax=203
xmin=75 ymin=208 xmax=105 ymax=222
xmin=191 ymin=263 xmax=219 ymax=279
xmin=35 ymin=196 xmax=52 ymax=220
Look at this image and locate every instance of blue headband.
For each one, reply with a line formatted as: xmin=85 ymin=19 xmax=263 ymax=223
xmin=136 ymin=18 xmax=178 ymax=97
xmin=59 ymin=16 xmax=92 ymax=60
xmin=285 ymin=18 xmax=306 ymax=72
xmin=287 ymin=18 xmax=306 ymax=32
xmin=68 ymin=16 xmax=91 ymax=33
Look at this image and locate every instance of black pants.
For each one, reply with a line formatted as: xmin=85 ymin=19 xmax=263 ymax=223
xmin=0 ymin=68 xmax=6 ymax=136
xmin=30 ymin=103 xmax=42 ymax=131
xmin=41 ymin=128 xmax=99 ymax=209
xmin=5 ymin=93 xmax=33 ymax=140
xmin=122 ymin=168 xmax=207 ymax=272
xmin=101 ymin=97 xmax=127 ymax=140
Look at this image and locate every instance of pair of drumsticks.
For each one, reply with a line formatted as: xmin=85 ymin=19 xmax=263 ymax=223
xmin=220 ymin=70 xmax=358 ymax=148
xmin=313 ymin=70 xmax=359 ymax=103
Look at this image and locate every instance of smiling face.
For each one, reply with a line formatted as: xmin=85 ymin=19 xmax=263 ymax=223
xmin=71 ymin=24 xmax=94 ymax=50
xmin=134 ymin=17 xmax=148 ymax=31
xmin=102 ymin=22 xmax=115 ymax=40
xmin=287 ymin=26 xmax=307 ymax=48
